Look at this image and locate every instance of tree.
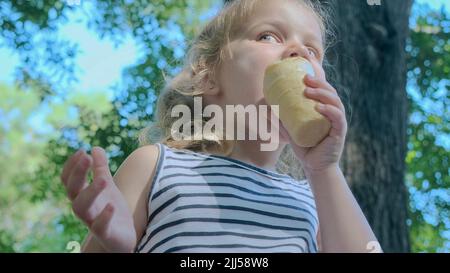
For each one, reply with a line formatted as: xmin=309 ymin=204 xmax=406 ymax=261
xmin=318 ymin=0 xmax=413 ymax=252
xmin=226 ymin=0 xmax=414 ymax=252
xmin=0 ymin=0 xmax=215 ymax=252
xmin=0 ymin=84 xmax=112 ymax=252
xmin=223 ymin=0 xmax=447 ymax=255
xmin=321 ymin=0 xmax=450 ymax=253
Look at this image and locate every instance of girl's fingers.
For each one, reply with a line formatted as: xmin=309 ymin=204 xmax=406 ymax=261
xmin=304 ymin=75 xmax=321 ymax=88
xmin=90 ymin=203 xmax=115 ymax=240
xmin=71 ymin=176 xmax=109 ymax=225
xmin=61 ymin=150 xmax=84 ymax=186
xmin=305 ymin=88 xmax=345 ymax=113
xmin=304 ymin=75 xmax=338 ymax=95
xmin=315 ymin=103 xmax=347 ymax=137
xmin=66 ymin=154 xmax=92 ymax=201
xmin=92 ymin=147 xmax=113 ymax=182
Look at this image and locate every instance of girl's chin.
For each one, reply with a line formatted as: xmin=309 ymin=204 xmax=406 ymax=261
xmin=278 ymin=121 xmax=292 ymax=144
xmin=266 ymin=116 xmax=291 ymax=145
xmin=254 ymin=97 xmax=292 ymax=145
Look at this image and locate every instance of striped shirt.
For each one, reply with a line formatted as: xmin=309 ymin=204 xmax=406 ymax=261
xmin=135 ymin=143 xmax=318 ymax=253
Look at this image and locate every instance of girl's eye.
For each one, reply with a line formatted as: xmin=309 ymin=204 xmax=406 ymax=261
xmin=307 ymin=47 xmax=318 ymax=58
xmin=257 ymin=32 xmax=280 ymax=43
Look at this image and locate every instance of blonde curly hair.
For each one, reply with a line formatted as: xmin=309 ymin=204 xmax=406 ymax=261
xmin=139 ymin=0 xmax=333 ymax=178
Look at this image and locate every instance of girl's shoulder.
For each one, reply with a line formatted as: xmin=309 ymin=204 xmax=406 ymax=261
xmin=115 ymin=144 xmax=160 ymax=184
xmin=113 ymin=144 xmax=160 ymax=242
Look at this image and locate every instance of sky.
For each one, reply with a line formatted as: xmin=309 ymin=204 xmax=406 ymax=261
xmin=0 ymin=2 xmax=139 ymax=96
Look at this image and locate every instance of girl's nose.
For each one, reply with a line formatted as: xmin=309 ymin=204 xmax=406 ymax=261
xmin=282 ymin=44 xmax=309 ymax=60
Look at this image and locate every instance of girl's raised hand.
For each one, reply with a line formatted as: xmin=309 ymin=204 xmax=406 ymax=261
xmin=61 ymin=147 xmax=137 ymax=252
xmin=289 ymin=75 xmax=348 ymax=175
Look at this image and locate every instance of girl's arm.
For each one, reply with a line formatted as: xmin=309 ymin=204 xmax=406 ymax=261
xmin=293 ymin=75 xmax=380 ymax=253
xmin=306 ymin=164 xmax=381 ymax=253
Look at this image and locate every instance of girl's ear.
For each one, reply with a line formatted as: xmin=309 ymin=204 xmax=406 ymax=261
xmin=202 ymin=74 xmax=220 ymax=96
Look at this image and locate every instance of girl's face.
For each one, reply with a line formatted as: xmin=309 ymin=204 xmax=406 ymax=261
xmin=207 ymin=0 xmax=326 ymax=143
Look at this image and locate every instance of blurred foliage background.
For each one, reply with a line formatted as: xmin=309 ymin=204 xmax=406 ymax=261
xmin=0 ymin=0 xmax=448 ymax=252
xmin=406 ymin=2 xmax=449 ymax=252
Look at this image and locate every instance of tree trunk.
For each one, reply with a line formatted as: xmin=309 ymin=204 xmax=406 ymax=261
xmin=322 ymin=0 xmax=413 ymax=252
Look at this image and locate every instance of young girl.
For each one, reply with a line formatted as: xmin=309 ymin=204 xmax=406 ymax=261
xmin=60 ymin=0 xmax=380 ymax=253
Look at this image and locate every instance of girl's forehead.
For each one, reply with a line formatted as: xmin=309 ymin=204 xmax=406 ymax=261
xmin=237 ymin=0 xmax=323 ymax=41
xmin=249 ymin=0 xmax=318 ymax=25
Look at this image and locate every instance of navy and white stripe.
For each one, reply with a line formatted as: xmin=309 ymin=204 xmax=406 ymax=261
xmin=135 ymin=143 xmax=319 ymax=253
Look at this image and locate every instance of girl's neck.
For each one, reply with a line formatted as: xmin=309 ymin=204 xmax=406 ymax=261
xmin=227 ymin=140 xmax=287 ymax=172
